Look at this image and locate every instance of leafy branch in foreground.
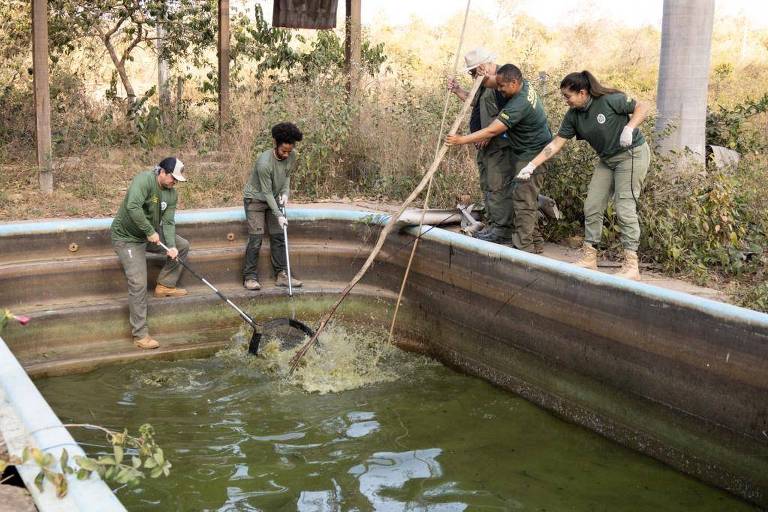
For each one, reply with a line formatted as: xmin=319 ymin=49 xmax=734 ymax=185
xmin=0 ymin=423 xmax=171 ymax=498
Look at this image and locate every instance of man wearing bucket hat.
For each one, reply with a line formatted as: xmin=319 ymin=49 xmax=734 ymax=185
xmin=110 ymin=157 xmax=190 ymax=350
xmin=447 ymin=47 xmax=516 ymax=244
xmin=447 ymin=64 xmax=552 ymax=254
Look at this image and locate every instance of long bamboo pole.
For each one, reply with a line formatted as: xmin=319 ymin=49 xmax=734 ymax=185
xmin=288 ymin=75 xmax=484 ymax=375
xmin=387 ymin=0 xmax=473 ymax=344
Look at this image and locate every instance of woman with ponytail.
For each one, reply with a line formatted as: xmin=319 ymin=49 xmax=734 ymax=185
xmin=516 ymin=70 xmax=651 ymax=280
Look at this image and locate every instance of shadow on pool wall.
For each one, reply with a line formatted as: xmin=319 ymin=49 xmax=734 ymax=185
xmin=1 ymin=207 xmax=767 ymax=507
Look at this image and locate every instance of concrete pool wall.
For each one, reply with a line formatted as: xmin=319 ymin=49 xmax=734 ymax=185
xmin=1 ymin=208 xmax=767 ymax=507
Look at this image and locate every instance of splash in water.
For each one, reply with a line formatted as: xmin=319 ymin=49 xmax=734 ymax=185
xmin=216 ymin=323 xmax=437 ymax=394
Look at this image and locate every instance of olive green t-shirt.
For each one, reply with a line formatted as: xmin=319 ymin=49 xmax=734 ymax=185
xmin=479 ymin=85 xmax=511 ymax=150
xmin=558 ymin=92 xmax=646 ymax=159
xmin=243 ymin=149 xmax=295 ymax=217
xmin=110 ymin=170 xmax=178 ymax=246
xmin=497 ymin=80 xmax=552 ymax=160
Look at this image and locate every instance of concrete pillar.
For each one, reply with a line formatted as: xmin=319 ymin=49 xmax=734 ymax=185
xmin=32 ymin=0 xmax=53 ymax=194
xmin=655 ymin=0 xmax=715 ymax=169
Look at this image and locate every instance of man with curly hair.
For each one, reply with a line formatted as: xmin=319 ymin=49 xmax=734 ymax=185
xmin=242 ymin=122 xmax=304 ymax=290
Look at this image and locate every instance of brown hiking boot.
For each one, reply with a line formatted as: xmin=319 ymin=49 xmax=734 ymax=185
xmin=134 ymin=335 xmax=159 ymax=350
xmin=574 ymin=243 xmax=598 ymax=270
xmin=275 ymin=271 xmax=303 ymax=288
xmin=244 ymin=279 xmax=262 ymax=291
xmin=154 ymin=284 xmax=188 ymax=298
xmin=615 ymin=250 xmax=641 ymax=281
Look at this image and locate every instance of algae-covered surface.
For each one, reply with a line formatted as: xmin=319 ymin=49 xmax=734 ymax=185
xmin=36 ymin=325 xmax=756 ymax=511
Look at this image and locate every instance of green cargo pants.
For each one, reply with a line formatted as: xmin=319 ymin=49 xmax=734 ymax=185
xmin=477 ymin=141 xmax=516 ymax=238
xmin=511 ymin=160 xmax=546 ymax=252
xmin=584 ymin=142 xmax=650 ymax=251
xmin=112 ymin=235 xmax=189 ymax=339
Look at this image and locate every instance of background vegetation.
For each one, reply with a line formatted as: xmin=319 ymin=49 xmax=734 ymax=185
xmin=0 ymin=1 xmax=766 ymax=310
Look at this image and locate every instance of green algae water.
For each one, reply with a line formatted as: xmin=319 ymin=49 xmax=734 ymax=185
xmin=36 ymin=327 xmax=755 ymax=511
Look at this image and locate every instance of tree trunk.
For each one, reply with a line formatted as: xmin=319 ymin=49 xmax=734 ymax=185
xmin=157 ymin=19 xmax=170 ymax=124
xmin=103 ymin=35 xmax=136 ymax=107
xmin=655 ymin=0 xmax=715 ymax=170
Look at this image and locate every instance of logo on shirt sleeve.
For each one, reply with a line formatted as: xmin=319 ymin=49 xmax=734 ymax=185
xmin=596 ymin=113 xmax=606 ymax=124
xmin=161 ymin=201 xmax=168 ymax=211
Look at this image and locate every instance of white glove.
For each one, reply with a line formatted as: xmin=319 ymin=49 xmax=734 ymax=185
xmin=277 ymin=215 xmax=288 ymax=230
xmin=279 ymin=193 xmax=288 ymax=206
xmin=620 ymin=126 xmax=634 ymax=147
xmin=516 ymin=162 xmax=536 ymax=181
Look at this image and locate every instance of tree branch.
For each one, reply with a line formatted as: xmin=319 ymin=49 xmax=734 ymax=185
xmin=120 ymin=23 xmax=144 ymax=66
xmin=102 ymin=13 xmax=127 ymax=42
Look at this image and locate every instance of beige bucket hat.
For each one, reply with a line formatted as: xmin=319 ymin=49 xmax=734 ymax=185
xmin=463 ymin=47 xmax=496 ymax=72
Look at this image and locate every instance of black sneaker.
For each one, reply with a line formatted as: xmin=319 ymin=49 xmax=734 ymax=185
xmin=479 ymin=233 xmax=513 ymax=245
xmin=474 ymin=227 xmax=494 ymax=238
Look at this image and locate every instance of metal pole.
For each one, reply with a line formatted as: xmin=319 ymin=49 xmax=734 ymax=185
xmin=32 ymin=0 xmax=53 ymax=194
xmin=155 ymin=241 xmax=257 ymax=328
xmin=280 ymin=206 xmax=293 ymax=297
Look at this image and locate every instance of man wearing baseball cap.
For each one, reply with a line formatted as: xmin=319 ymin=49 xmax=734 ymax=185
xmin=447 ymin=47 xmax=516 ymax=245
xmin=110 ymin=157 xmax=189 ymax=350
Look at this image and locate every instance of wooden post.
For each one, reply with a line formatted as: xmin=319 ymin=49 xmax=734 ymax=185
xmin=218 ymin=0 xmax=230 ymax=140
xmin=344 ymin=0 xmax=361 ymax=97
xmin=32 ymin=0 xmax=53 ymax=194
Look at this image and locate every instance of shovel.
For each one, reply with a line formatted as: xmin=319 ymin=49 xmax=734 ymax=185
xmin=155 ymin=241 xmax=313 ymax=355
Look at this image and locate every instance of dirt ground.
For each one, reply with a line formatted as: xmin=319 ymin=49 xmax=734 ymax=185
xmin=0 ymin=443 xmax=36 ymax=512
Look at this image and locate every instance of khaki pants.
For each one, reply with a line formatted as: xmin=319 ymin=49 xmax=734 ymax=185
xmin=584 ymin=142 xmax=650 ymax=251
xmin=243 ymin=198 xmax=287 ymax=281
xmin=511 ymin=160 xmax=546 ymax=252
xmin=113 ymin=235 xmax=189 ymax=339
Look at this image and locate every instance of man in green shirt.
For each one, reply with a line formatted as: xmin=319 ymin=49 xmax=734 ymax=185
xmin=111 ymin=157 xmax=189 ymax=350
xmin=448 ymin=48 xmax=516 ymax=243
xmin=243 ymin=122 xmax=304 ymax=290
xmin=446 ymin=64 xmax=552 ymax=252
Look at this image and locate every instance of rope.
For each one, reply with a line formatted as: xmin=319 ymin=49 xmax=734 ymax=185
xmin=287 ymin=75 xmax=484 ymax=376
xmin=387 ymin=0 xmax=473 ymax=344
